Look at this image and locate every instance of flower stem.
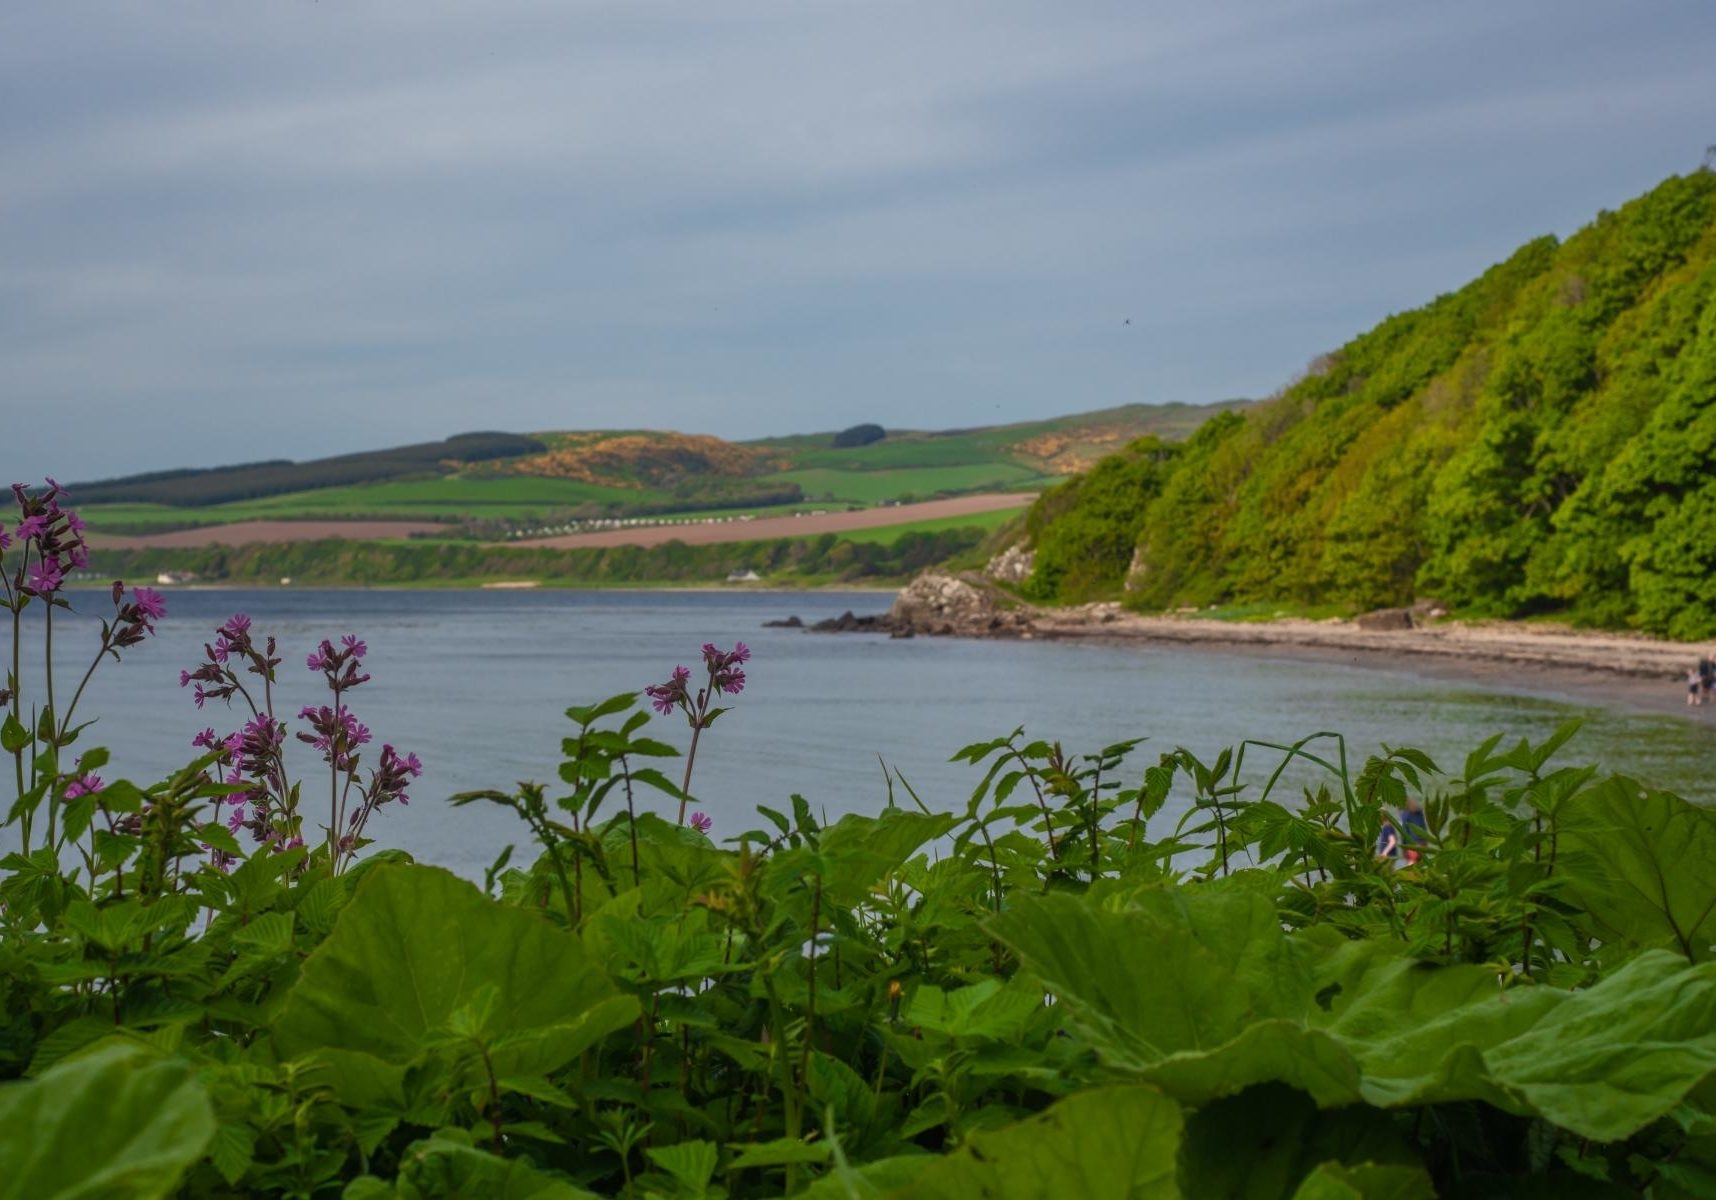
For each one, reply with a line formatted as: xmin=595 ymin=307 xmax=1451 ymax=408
xmin=678 ymin=721 xmax=703 ymax=825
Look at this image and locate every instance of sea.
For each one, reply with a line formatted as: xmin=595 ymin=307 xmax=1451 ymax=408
xmin=8 ymin=588 xmax=1713 ymax=878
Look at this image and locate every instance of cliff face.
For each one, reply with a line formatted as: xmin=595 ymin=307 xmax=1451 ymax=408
xmin=1014 ymin=172 xmax=1716 ymax=639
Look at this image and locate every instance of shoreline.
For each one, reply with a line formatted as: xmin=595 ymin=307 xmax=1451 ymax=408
xmin=1030 ymin=610 xmax=1716 ymax=723
xmin=880 ymin=574 xmax=1716 ymax=724
xmin=62 ymin=582 xmax=903 ymax=596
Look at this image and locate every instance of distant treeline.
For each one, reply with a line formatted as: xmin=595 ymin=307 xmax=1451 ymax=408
xmin=1020 ymin=171 xmax=1716 ymax=639
xmin=70 ymin=432 xmax=545 ymax=507
xmin=90 ymin=527 xmax=986 ymax=586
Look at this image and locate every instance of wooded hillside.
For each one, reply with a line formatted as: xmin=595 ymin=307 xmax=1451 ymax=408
xmin=1022 ymin=172 xmax=1716 ymax=638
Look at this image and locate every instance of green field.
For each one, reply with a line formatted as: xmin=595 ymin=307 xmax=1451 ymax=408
xmin=83 ymin=475 xmax=653 ymax=529
xmin=836 ymin=505 xmax=1025 ymax=545
xmin=762 ymin=463 xmax=1044 ymax=503
xmin=72 ymin=401 xmax=1244 ymax=534
xmin=750 ymin=402 xmax=1248 ymax=471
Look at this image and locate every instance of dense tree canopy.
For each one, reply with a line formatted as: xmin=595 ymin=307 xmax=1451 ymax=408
xmin=1022 ymin=172 xmax=1716 ymax=637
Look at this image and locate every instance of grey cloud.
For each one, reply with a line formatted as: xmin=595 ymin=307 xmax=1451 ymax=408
xmin=1 ymin=0 xmax=1712 ymax=481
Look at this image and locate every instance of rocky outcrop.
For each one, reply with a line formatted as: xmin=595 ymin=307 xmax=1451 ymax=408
xmin=984 ymin=544 xmax=1035 ymax=585
xmin=810 ymin=610 xmax=890 ymax=634
xmin=1355 ymin=607 xmax=1415 ymax=631
xmin=888 ymin=572 xmax=1037 ymax=637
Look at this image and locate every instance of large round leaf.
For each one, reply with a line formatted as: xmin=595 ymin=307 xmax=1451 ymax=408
xmin=273 ymin=864 xmax=637 ymax=1075
xmin=0 ymin=1042 xmax=214 ymax=1200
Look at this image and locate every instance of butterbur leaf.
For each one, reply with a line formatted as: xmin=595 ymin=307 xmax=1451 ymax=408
xmin=0 ymin=1043 xmax=215 ymax=1200
xmin=990 ymin=887 xmax=1315 ymax=1066
xmin=1556 ymin=777 xmax=1716 ymax=961
xmin=890 ymin=1085 xmax=1182 ymax=1199
xmin=906 ymin=978 xmax=1044 ymax=1042
xmin=994 ymin=887 xmax=1716 ymax=1141
xmin=1179 ymin=1083 xmax=1419 ymax=1198
xmin=273 ymin=864 xmax=638 ymax=1075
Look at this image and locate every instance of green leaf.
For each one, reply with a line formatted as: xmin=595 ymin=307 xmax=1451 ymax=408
xmin=0 ymin=1043 xmax=214 ymax=1200
xmin=1289 ymin=1162 xmax=1435 ymax=1200
xmin=796 ymin=1155 xmax=931 ymax=1198
xmin=1178 ymin=1083 xmax=1418 ymax=1198
xmin=889 ymin=1085 xmax=1182 ymax=1199
xmin=993 ymin=886 xmax=1716 ymax=1140
xmin=726 ymin=1137 xmax=833 ymax=1169
xmin=1557 ymin=777 xmax=1716 ymax=961
xmin=0 ymin=711 xmax=28 ymax=753
xmin=990 ymin=886 xmax=1315 ymax=1067
xmin=645 ymin=1139 xmax=718 ymax=1193
xmin=273 ymin=864 xmax=639 ymax=1074
xmin=905 ymin=978 xmax=1044 ymax=1042
xmin=565 ymin=692 xmax=638 ymax=727
xmin=361 ymin=1136 xmax=601 ymax=1198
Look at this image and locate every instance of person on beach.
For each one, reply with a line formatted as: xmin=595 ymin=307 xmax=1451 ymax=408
xmin=1700 ymin=656 xmax=1713 ymax=704
xmin=1400 ymin=797 xmax=1428 ymax=864
xmin=1690 ymin=665 xmax=1704 ymax=707
xmin=1376 ymin=817 xmax=1401 ymax=861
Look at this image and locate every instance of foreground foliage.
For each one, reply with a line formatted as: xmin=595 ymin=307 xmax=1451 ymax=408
xmin=1024 ymin=170 xmax=1716 ymax=637
xmin=5 ymin=685 xmax=1716 ymax=1196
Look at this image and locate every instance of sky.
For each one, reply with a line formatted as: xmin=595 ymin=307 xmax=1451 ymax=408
xmin=3 ymin=1 xmax=1713 ymax=483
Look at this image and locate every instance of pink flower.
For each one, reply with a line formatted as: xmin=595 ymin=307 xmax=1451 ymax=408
xmin=131 ymin=587 xmax=167 ymax=622
xmin=14 ymin=514 xmax=47 ymax=541
xmin=0 ymin=524 xmax=10 ymax=551
xmin=689 ymin=811 xmax=713 ymax=835
xmin=645 ymin=664 xmax=692 ymax=715
xmin=26 ymin=558 xmax=63 ymax=594
xmin=64 ymin=774 xmax=104 ymax=799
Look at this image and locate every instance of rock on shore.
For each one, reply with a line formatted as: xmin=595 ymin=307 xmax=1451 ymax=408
xmin=888 ymin=572 xmax=1036 ymax=637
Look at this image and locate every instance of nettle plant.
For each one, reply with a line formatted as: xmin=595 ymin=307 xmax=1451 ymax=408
xmin=4 ymin=485 xmax=1716 ymax=1199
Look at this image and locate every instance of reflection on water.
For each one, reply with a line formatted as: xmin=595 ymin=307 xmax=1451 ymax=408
xmin=10 ymin=588 xmax=1713 ymax=877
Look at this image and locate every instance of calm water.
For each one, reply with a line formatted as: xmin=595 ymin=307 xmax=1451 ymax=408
xmin=10 ymin=588 xmax=1714 ymax=877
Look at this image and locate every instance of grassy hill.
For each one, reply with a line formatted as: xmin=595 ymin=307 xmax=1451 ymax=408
xmin=1015 ymin=172 xmax=1716 ymax=639
xmin=71 ymin=402 xmax=1245 ymax=534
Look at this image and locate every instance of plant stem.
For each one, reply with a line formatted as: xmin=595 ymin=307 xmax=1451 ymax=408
xmin=623 ymin=756 xmax=641 ymax=887
xmin=10 ymin=587 xmax=27 ymax=854
xmin=678 ymin=720 xmax=703 ymax=825
xmin=43 ymin=602 xmax=56 ymax=850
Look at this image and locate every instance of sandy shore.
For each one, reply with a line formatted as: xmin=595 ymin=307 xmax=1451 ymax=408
xmin=881 ymin=573 xmax=1716 ymax=720
xmin=1035 ymin=607 xmax=1716 ymax=720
